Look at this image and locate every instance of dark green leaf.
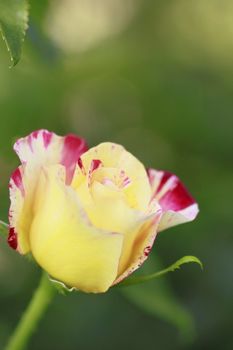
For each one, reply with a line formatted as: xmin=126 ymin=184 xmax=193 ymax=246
xmin=0 ymin=0 xmax=29 ymax=66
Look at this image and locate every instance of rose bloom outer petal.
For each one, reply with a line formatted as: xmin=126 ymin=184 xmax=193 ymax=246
xmin=8 ymin=163 xmax=46 ymax=254
xmin=8 ymin=130 xmax=88 ymax=252
xmin=8 ymin=166 xmax=25 ymax=252
xmin=148 ymin=169 xmax=199 ymax=232
xmin=113 ymin=208 xmax=162 ymax=285
xmin=13 ymin=129 xmax=88 ymax=183
xmin=29 ymin=165 xmax=123 ymax=293
xmin=90 ymin=181 xmax=158 ymax=277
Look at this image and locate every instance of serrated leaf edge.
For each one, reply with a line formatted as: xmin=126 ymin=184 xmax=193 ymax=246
xmin=117 ymin=255 xmax=203 ymax=288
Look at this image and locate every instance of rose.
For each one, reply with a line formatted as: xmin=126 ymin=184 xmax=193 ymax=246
xmin=8 ymin=130 xmax=199 ymax=293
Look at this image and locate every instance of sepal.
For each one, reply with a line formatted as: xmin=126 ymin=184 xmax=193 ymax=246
xmin=48 ymin=276 xmax=78 ymax=295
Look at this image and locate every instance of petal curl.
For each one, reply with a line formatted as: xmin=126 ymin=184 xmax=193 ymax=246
xmin=14 ymin=129 xmax=88 ymax=183
xmin=8 ymin=130 xmax=88 ymax=253
xmin=79 ymin=142 xmax=152 ymax=212
xmin=114 ymin=207 xmax=162 ymax=285
xmin=72 ymin=143 xmax=158 ymax=285
xmin=29 ymin=165 xmax=123 ymax=293
xmin=148 ymin=169 xmax=199 ymax=232
xmin=8 ymin=164 xmax=40 ymax=254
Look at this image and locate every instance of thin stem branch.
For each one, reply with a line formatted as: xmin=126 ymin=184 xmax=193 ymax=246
xmin=4 ymin=273 xmax=56 ymax=350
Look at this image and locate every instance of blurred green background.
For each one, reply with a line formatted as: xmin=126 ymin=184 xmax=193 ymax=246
xmin=0 ymin=0 xmax=233 ymax=349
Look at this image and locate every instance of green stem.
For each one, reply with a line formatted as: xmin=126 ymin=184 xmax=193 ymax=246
xmin=4 ymin=273 xmax=56 ymax=350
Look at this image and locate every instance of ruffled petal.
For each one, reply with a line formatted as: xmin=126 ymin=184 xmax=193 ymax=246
xmin=148 ymin=169 xmax=199 ymax=232
xmin=72 ymin=165 xmax=147 ymax=235
xmin=29 ymin=165 xmax=123 ymax=293
xmin=71 ymin=143 xmax=159 ymax=285
xmin=79 ymin=142 xmax=152 ymax=212
xmin=14 ymin=129 xmax=88 ymax=183
xmin=8 ymin=130 xmax=88 ymax=253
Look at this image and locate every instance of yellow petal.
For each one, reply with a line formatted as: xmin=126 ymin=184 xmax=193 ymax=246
xmin=72 ymin=143 xmax=156 ymax=280
xmin=89 ymin=180 xmax=141 ymax=233
xmin=29 ymin=165 xmax=123 ymax=293
xmin=72 ymin=166 xmax=140 ymax=234
xmin=114 ymin=208 xmax=162 ymax=284
xmin=80 ymin=143 xmax=152 ymax=211
xmin=9 ymin=165 xmax=39 ymax=254
xmin=10 ymin=130 xmax=87 ymax=253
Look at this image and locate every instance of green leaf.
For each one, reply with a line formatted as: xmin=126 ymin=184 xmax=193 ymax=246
xmin=118 ymin=255 xmax=203 ymax=287
xmin=0 ymin=220 xmax=8 ymax=237
xmin=0 ymin=0 xmax=29 ymax=66
xmin=120 ymin=255 xmax=200 ymax=343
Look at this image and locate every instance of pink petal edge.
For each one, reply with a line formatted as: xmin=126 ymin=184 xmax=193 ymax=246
xmin=8 ymin=166 xmax=25 ymax=251
xmin=8 ymin=130 xmax=89 ymax=251
xmin=61 ymin=134 xmax=88 ymax=184
xmin=148 ymin=168 xmax=199 ymax=231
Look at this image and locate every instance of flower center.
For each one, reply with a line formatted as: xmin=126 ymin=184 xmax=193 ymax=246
xmin=78 ymin=157 xmax=131 ymax=192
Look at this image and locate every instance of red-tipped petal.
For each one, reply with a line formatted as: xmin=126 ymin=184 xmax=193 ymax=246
xmin=9 ymin=130 xmax=88 ymax=253
xmin=61 ymin=134 xmax=88 ymax=184
xmin=148 ymin=169 xmax=199 ymax=232
xmin=8 ymin=166 xmax=25 ymax=252
xmin=14 ymin=129 xmax=88 ymax=183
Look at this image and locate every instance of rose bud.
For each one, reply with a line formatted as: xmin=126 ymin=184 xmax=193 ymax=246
xmin=8 ymin=130 xmax=198 ymax=293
